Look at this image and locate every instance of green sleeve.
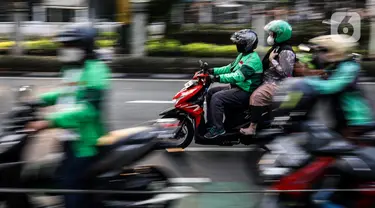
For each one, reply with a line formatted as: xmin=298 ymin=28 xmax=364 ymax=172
xmin=305 ymin=61 xmax=359 ymax=94
xmin=219 ymin=65 xmax=255 ymax=84
xmin=214 ymin=54 xmax=242 ymax=75
xmin=39 ymin=91 xmax=61 ymax=106
xmin=214 ymin=63 xmax=232 ymax=75
xmin=46 ymin=88 xmax=104 ymax=129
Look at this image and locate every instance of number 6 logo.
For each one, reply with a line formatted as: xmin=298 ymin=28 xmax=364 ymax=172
xmin=331 ymin=12 xmax=361 ymax=43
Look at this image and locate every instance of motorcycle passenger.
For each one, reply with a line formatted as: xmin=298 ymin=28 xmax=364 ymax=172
xmin=241 ymin=20 xmax=296 ymax=136
xmin=25 ymin=23 xmax=110 ymax=208
xmin=204 ymin=29 xmax=263 ymax=139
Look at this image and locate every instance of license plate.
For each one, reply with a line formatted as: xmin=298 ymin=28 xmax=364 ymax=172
xmin=184 ymin=80 xmax=194 ymax=88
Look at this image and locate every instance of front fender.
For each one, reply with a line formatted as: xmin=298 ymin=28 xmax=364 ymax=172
xmin=159 ymin=107 xmax=197 ymax=130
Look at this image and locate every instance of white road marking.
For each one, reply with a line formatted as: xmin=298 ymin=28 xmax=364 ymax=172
xmin=184 ymin=147 xmax=255 ymax=152
xmin=126 ymin=100 xmax=174 ymax=104
xmin=132 ymin=186 xmax=197 ymax=206
xmin=0 ymin=76 xmax=373 ymax=85
xmin=358 ymin=82 xmax=375 ymax=85
xmin=169 ymin=177 xmax=212 ymax=184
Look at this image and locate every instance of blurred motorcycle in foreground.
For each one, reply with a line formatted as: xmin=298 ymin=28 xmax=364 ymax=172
xmin=251 ymin=52 xmax=371 ymax=185
xmin=260 ymin=121 xmax=375 ymax=208
xmin=0 ymin=86 xmax=194 ymax=208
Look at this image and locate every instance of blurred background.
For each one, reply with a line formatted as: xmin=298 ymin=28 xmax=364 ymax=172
xmin=0 ymin=0 xmax=373 ymax=58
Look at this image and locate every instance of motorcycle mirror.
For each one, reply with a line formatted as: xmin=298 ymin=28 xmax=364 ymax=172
xmin=15 ymin=85 xmax=33 ymax=103
xmin=298 ymin=44 xmax=311 ymax=52
xmin=198 ymin=60 xmax=203 ymax=67
xmin=203 ymin=62 xmax=209 ymax=71
xmin=351 ymin=53 xmax=362 ymax=62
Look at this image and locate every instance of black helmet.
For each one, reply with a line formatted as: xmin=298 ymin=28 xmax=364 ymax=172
xmin=230 ymin=29 xmax=258 ymax=53
xmin=55 ymin=22 xmax=97 ymax=56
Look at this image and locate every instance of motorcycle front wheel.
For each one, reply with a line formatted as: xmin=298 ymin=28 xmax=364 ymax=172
xmin=162 ymin=116 xmax=194 ymax=149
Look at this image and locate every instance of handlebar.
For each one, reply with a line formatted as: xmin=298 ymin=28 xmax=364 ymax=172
xmin=2 ymin=102 xmax=42 ymax=134
xmin=198 ymin=60 xmax=209 ymax=73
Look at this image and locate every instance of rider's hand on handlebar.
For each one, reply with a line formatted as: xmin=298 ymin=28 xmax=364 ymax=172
xmin=207 ymin=68 xmax=214 ymax=75
xmin=25 ymin=120 xmax=51 ymax=131
xmin=320 ymin=73 xmax=329 ymax=80
xmin=209 ymin=75 xmax=220 ymax=82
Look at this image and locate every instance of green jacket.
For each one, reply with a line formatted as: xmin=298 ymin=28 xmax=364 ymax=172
xmin=305 ymin=60 xmax=374 ymax=126
xmin=40 ymin=60 xmax=110 ymax=157
xmin=214 ymin=52 xmax=263 ymax=93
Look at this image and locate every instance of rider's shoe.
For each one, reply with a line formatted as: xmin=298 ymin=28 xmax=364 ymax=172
xmin=204 ymin=127 xmax=226 ymax=139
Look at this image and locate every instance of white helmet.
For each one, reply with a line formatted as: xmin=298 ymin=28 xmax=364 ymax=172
xmin=308 ymin=34 xmax=358 ymax=62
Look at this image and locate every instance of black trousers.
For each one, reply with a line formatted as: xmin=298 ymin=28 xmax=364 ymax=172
xmin=60 ymin=142 xmax=97 ymax=208
xmin=206 ymin=85 xmax=251 ymax=130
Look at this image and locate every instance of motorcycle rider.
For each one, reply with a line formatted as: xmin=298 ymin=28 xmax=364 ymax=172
xmin=293 ymin=34 xmax=375 ymax=208
xmin=25 ymin=23 xmax=110 ymax=208
xmin=304 ymin=35 xmax=374 ymax=137
xmin=204 ymin=29 xmax=263 ymax=139
xmin=240 ymin=20 xmax=296 ymax=136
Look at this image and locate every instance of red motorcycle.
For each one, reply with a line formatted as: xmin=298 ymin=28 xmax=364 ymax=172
xmin=260 ymin=122 xmax=375 ymax=208
xmin=158 ymin=60 xmax=277 ymax=148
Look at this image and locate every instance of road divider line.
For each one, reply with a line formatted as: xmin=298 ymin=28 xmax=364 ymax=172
xmin=169 ymin=178 xmax=212 ymax=184
xmin=0 ymin=76 xmax=374 ymax=85
xmin=126 ymin=100 xmax=174 ymax=104
xmin=184 ymin=147 xmax=254 ymax=152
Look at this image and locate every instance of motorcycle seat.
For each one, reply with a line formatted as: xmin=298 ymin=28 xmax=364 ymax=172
xmin=96 ymin=126 xmax=158 ymax=147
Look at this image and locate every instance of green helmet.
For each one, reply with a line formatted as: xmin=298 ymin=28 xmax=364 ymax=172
xmin=264 ymin=20 xmax=292 ymax=43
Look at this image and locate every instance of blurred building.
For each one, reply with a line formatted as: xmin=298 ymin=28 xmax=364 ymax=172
xmin=172 ymin=0 xmax=368 ymax=25
xmin=0 ymin=0 xmax=116 ymax=22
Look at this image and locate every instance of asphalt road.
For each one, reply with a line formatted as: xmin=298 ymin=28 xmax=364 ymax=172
xmin=0 ymin=77 xmax=374 ymax=208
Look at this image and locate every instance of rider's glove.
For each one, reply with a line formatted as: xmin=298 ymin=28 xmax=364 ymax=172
xmin=23 ymin=100 xmax=47 ymax=108
xmin=209 ymin=75 xmax=220 ymax=82
xmin=208 ymin=68 xmax=214 ymax=75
